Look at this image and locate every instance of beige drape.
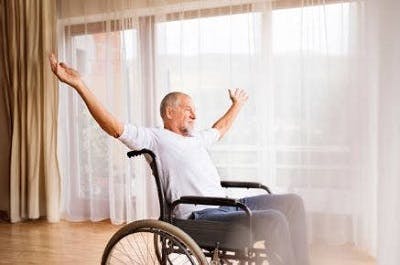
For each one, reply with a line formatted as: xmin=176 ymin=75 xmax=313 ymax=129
xmin=0 ymin=0 xmax=61 ymax=222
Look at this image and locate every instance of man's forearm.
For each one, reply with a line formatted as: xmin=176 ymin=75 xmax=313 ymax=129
xmin=74 ymin=82 xmax=124 ymax=138
xmin=212 ymin=102 xmax=243 ymax=138
xmin=49 ymin=54 xmax=123 ymax=137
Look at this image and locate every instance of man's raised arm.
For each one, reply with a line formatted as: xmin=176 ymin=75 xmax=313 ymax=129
xmin=49 ymin=54 xmax=124 ymax=138
xmin=212 ymin=88 xmax=248 ymax=139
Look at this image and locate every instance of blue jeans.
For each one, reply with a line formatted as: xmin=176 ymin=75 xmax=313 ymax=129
xmin=190 ymin=194 xmax=310 ymax=265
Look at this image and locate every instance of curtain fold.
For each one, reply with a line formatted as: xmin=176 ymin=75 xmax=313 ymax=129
xmin=0 ymin=0 xmax=61 ymax=222
xmin=372 ymin=0 xmax=400 ymax=264
xmin=0 ymin=0 xmax=11 ymax=220
xmin=58 ymin=3 xmax=145 ymax=223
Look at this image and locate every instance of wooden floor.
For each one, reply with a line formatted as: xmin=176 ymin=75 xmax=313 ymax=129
xmin=0 ymin=219 xmax=376 ymax=265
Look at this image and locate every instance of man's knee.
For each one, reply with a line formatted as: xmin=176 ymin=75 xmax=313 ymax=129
xmin=282 ymin=193 xmax=305 ymax=210
xmin=256 ymin=210 xmax=290 ymax=234
xmin=289 ymin=193 xmax=304 ymax=204
xmin=253 ymin=210 xmax=292 ymax=245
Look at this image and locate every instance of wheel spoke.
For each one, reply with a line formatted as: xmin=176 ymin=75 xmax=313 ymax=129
xmin=140 ymin=231 xmax=157 ymax=264
xmin=102 ymin=220 xmax=207 ymax=265
xmin=121 ymin=237 xmax=144 ymax=264
xmin=112 ymin=239 xmax=141 ymax=264
xmin=110 ymin=246 xmax=143 ymax=265
xmin=132 ymin=233 xmax=148 ymax=264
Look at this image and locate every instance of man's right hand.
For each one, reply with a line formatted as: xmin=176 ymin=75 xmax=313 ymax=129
xmin=49 ymin=53 xmax=124 ymax=138
xmin=49 ymin=53 xmax=82 ymax=88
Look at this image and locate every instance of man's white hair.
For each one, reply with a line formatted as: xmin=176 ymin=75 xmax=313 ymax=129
xmin=160 ymin=91 xmax=189 ymax=120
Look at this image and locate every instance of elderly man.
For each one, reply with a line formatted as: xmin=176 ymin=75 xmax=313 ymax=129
xmin=49 ymin=54 xmax=310 ymax=265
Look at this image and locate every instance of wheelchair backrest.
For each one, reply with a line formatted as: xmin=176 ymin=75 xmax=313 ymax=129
xmin=127 ymin=149 xmax=171 ymax=221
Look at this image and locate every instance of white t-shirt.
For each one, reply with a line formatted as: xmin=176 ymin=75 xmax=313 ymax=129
xmin=118 ymin=124 xmax=226 ymax=219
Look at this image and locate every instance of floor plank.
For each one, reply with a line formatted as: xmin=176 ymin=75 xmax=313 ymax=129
xmin=0 ymin=219 xmax=376 ymax=265
xmin=0 ymin=220 xmax=121 ymax=265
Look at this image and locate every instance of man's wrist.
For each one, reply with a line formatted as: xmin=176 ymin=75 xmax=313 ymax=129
xmin=231 ymin=101 xmax=244 ymax=108
xmin=73 ymin=79 xmax=85 ymax=91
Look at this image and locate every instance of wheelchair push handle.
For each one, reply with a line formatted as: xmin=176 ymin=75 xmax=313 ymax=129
xmin=127 ymin=149 xmax=156 ymax=160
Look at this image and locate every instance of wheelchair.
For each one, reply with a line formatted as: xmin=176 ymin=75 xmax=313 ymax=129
xmin=102 ymin=149 xmax=272 ymax=265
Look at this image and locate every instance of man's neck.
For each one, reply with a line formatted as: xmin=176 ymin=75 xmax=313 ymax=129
xmin=164 ymin=124 xmax=190 ymax=137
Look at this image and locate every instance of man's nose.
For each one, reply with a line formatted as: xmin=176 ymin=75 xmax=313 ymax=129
xmin=190 ymin=111 xmax=196 ymax=120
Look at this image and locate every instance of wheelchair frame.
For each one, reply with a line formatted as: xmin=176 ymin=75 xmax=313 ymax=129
xmin=102 ymin=149 xmax=272 ymax=265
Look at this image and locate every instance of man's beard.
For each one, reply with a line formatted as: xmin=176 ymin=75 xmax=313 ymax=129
xmin=180 ymin=122 xmax=194 ymax=136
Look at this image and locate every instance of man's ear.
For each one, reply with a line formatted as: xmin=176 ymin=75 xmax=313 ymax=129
xmin=165 ymin=106 xmax=174 ymax=119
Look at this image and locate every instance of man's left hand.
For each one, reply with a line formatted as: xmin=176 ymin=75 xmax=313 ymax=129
xmin=228 ymin=88 xmax=249 ymax=106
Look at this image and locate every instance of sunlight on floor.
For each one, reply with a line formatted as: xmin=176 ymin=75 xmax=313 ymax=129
xmin=311 ymin=243 xmax=375 ymax=265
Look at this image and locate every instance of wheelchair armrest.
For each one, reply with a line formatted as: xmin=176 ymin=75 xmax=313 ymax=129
xmin=171 ymin=196 xmax=254 ymax=244
xmin=171 ymin=196 xmax=252 ymax=218
xmin=177 ymin=196 xmax=241 ymax=207
xmin=220 ymin=180 xmax=272 ymax=194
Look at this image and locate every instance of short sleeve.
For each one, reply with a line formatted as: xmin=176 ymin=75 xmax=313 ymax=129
xmin=118 ymin=124 xmax=155 ymax=150
xmin=196 ymin=128 xmax=220 ymax=148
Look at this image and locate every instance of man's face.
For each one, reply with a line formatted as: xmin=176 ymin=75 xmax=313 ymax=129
xmin=170 ymin=95 xmax=197 ymax=135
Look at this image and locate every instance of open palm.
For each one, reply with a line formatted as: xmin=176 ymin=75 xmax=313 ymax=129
xmin=228 ymin=88 xmax=248 ymax=106
xmin=49 ymin=53 xmax=81 ymax=88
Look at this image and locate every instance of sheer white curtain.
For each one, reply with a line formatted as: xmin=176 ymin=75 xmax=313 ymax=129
xmin=56 ymin=0 xmax=400 ymax=262
xmin=269 ymin=1 xmax=374 ymax=249
xmin=154 ymin=0 xmax=374 ymax=250
xmin=57 ymin=2 xmax=158 ymax=224
xmin=367 ymin=0 xmax=400 ymax=264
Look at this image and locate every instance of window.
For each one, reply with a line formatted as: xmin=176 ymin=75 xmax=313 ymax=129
xmin=60 ymin=1 xmax=356 ymax=216
xmin=61 ymin=25 xmax=139 ymax=201
xmin=271 ymin=3 xmax=355 ymax=220
xmin=156 ymin=13 xmax=268 ymax=195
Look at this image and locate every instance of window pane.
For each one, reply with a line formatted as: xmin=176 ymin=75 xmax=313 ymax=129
xmin=69 ymin=28 xmax=138 ymax=198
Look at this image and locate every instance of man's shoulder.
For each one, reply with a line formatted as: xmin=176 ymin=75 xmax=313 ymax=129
xmin=124 ymin=123 xmax=162 ymax=131
xmin=193 ymin=128 xmax=220 ymax=137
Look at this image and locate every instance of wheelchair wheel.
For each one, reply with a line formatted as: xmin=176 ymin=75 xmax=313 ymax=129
xmin=102 ymin=219 xmax=208 ymax=265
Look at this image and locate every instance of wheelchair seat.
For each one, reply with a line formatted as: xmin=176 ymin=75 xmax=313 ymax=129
xmin=173 ymin=218 xmax=251 ymax=250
